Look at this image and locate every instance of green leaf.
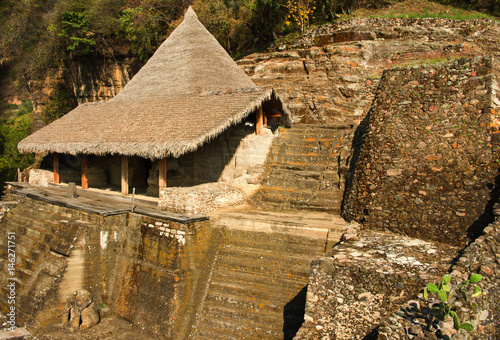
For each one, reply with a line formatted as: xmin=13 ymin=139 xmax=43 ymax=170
xmin=450 ymin=311 xmax=460 ymax=330
xmin=460 ymin=323 xmax=474 ymax=331
xmin=442 ymin=284 xmax=450 ymax=292
xmin=438 ymin=290 xmax=448 ymax=302
xmin=424 ymin=287 xmax=428 ymax=300
xmin=470 ymin=274 xmax=482 ymax=283
xmin=442 ymin=275 xmax=451 ymax=285
xmin=427 ymin=283 xmax=439 ymax=293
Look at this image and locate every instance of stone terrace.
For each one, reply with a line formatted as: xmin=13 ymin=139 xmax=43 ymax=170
xmin=294 ymin=230 xmax=459 ymax=340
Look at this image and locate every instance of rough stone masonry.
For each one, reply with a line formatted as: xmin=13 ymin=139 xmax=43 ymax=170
xmin=343 ymin=56 xmax=500 ymax=247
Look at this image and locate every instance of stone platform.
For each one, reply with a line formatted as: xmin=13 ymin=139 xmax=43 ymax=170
xmin=295 ymin=229 xmax=460 ymax=340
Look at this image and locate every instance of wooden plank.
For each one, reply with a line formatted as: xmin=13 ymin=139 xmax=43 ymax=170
xmin=121 ymin=155 xmax=129 ymax=195
xmin=81 ymin=155 xmax=88 ymax=189
xmin=256 ymin=106 xmax=263 ymax=135
xmin=53 ymin=153 xmax=60 ymax=184
xmin=158 ymin=158 xmax=167 ymax=196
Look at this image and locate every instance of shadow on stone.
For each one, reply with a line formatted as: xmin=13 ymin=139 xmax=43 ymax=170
xmin=283 ymin=285 xmax=308 ymax=340
xmin=466 ymin=168 xmax=500 ymax=242
xmin=341 ymin=110 xmax=371 ymax=221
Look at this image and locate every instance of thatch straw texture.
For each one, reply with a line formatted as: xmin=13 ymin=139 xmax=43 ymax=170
xmin=18 ymin=7 xmax=291 ymax=159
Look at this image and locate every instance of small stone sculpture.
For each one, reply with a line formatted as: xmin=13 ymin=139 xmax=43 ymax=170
xmin=62 ymin=289 xmax=100 ymax=331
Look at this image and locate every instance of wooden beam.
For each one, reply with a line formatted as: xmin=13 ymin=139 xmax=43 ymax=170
xmin=81 ymin=155 xmax=88 ymax=189
xmin=256 ymin=106 xmax=263 ymax=135
xmin=121 ymin=155 xmax=129 ymax=195
xmin=158 ymin=158 xmax=167 ymax=196
xmin=53 ymin=153 xmax=59 ymax=184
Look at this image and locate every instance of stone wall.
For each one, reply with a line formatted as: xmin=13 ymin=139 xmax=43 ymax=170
xmin=159 ymin=183 xmax=244 ymax=215
xmin=343 ymin=56 xmax=500 ymax=247
xmin=0 ymin=193 xmax=220 ymax=338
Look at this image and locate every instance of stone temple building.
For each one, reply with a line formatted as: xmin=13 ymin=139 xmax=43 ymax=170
xmin=18 ymin=7 xmax=291 ymax=198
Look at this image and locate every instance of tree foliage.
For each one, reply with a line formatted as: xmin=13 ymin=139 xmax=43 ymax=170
xmin=0 ymin=101 xmax=35 ymax=192
xmin=57 ymin=11 xmax=97 ymax=55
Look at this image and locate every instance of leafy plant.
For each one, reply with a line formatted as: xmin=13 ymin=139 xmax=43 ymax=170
xmin=423 ymin=273 xmax=482 ymax=331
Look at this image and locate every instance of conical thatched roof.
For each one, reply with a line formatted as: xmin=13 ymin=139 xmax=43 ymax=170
xmin=18 ymin=7 xmax=291 ymax=159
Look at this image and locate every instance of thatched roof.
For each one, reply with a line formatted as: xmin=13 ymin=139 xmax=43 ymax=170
xmin=18 ymin=7 xmax=291 ymax=159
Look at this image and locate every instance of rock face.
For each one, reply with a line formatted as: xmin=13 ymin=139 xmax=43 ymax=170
xmin=69 ymin=56 xmax=141 ymax=105
xmin=342 ymin=56 xmax=500 ymax=247
xmin=377 ymin=203 xmax=500 ymax=339
xmin=238 ymin=18 xmax=500 ymax=127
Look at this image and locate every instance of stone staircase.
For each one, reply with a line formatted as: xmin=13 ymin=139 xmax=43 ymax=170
xmin=252 ymin=124 xmax=354 ymax=213
xmin=192 ymin=227 xmax=327 ymax=340
xmin=0 ymin=196 xmax=78 ymax=322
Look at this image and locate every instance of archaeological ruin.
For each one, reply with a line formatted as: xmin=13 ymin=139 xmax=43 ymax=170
xmin=0 ymin=6 xmax=499 ymax=340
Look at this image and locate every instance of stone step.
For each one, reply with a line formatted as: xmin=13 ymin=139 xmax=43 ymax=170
xmin=210 ymin=269 xmax=306 ymax=296
xmin=211 ymin=206 xmax=346 ymax=240
xmin=268 ymin=152 xmax=341 ymax=166
xmin=280 ymin=124 xmax=352 ymax=136
xmin=196 ymin=313 xmax=280 ymax=339
xmin=220 ymin=236 xmax=324 ymax=258
xmin=267 ymin=160 xmax=339 ymax=172
xmin=262 ymin=175 xmax=340 ymax=192
xmin=194 ymin=228 xmax=325 ymax=339
xmin=223 ymin=227 xmax=327 ymax=249
xmin=206 ymin=280 xmax=306 ymax=313
xmin=214 ymin=256 xmax=310 ymax=283
xmin=258 ymin=201 xmax=342 ymax=214
xmin=256 ymin=186 xmax=342 ymax=204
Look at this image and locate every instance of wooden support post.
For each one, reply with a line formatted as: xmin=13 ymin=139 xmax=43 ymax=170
xmin=81 ymin=155 xmax=88 ymax=189
xmin=121 ymin=155 xmax=129 ymax=195
xmin=158 ymin=158 xmax=167 ymax=197
xmin=53 ymin=153 xmax=60 ymax=184
xmin=256 ymin=106 xmax=263 ymax=135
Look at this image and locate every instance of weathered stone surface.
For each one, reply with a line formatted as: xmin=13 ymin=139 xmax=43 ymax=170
xmin=0 ymin=192 xmax=217 ymax=339
xmin=159 ymin=182 xmax=244 ymax=215
xmin=239 ymin=18 xmax=500 ymax=127
xmin=80 ymin=302 xmax=100 ymax=330
xmin=343 ymin=56 xmax=500 ymax=247
xmin=28 ymin=169 xmax=54 ymax=186
xmin=252 ymin=124 xmax=353 ymax=213
xmin=147 ymin=124 xmax=274 ymax=196
xmin=295 ymin=230 xmax=459 ymax=340
xmin=378 ymin=208 xmax=500 ymax=339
